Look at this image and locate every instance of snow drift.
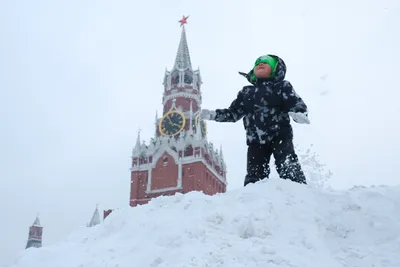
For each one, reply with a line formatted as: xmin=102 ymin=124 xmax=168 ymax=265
xmin=10 ymin=179 xmax=400 ymax=267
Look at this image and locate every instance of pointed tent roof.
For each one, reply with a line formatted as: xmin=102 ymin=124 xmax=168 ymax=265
xmin=87 ymin=205 xmax=101 ymax=227
xmin=32 ymin=214 xmax=41 ymax=227
xmin=135 ymin=129 xmax=141 ymax=150
xmin=173 ymin=21 xmax=192 ymax=70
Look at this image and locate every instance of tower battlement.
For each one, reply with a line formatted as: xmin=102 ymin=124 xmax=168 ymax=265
xmin=131 ymin=130 xmax=227 ymax=183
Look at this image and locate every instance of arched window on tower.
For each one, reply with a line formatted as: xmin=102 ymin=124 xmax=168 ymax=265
xmin=184 ymin=145 xmax=193 ymax=157
xmin=171 ymin=70 xmax=179 ymax=86
xmin=184 ymin=71 xmax=193 ymax=85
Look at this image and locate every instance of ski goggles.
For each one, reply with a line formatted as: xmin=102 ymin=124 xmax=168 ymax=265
xmin=254 ymin=55 xmax=278 ymax=70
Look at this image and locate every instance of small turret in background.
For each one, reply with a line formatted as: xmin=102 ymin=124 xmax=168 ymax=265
xmin=25 ymin=214 xmax=43 ymax=249
xmin=87 ymin=205 xmax=101 ymax=227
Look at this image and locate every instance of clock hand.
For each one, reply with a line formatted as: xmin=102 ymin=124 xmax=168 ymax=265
xmin=171 ymin=122 xmax=182 ymax=128
xmin=166 ymin=115 xmax=182 ymax=127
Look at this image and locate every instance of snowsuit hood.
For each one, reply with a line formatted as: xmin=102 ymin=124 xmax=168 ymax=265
xmin=239 ymin=55 xmax=287 ymax=84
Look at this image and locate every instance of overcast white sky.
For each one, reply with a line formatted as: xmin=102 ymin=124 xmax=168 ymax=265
xmin=1 ymin=0 xmax=399 ymax=266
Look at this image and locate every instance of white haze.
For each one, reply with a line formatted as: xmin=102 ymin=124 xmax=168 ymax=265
xmin=1 ymin=0 xmax=399 ymax=266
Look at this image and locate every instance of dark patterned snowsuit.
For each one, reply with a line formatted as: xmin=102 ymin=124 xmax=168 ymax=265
xmin=214 ymin=55 xmax=307 ymax=186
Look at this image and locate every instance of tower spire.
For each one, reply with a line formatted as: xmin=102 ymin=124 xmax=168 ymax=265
xmin=174 ymin=15 xmax=192 ymax=70
xmin=33 ymin=213 xmax=40 ymax=226
xmin=135 ymin=129 xmax=141 ymax=150
xmin=87 ymin=204 xmax=101 ymax=227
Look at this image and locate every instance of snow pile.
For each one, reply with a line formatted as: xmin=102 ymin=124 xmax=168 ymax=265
xmin=10 ymin=179 xmax=400 ymax=267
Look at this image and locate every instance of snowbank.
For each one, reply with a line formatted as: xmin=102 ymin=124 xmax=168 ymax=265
xmin=10 ymin=179 xmax=400 ymax=267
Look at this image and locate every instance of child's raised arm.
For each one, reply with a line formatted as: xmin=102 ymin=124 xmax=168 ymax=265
xmin=214 ymin=89 xmax=246 ymax=123
xmin=200 ymin=89 xmax=246 ymax=123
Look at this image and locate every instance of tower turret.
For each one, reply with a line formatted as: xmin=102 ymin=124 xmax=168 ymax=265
xmin=87 ymin=205 xmax=101 ymax=227
xmin=25 ymin=214 xmax=43 ymax=249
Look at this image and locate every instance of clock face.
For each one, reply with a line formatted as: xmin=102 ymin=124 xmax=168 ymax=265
xmin=159 ymin=110 xmax=186 ymax=136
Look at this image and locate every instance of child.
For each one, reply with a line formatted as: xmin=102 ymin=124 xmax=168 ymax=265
xmin=200 ymin=54 xmax=309 ymax=186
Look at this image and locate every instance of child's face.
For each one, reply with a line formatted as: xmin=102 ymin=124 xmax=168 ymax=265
xmin=253 ymin=63 xmax=272 ymax=78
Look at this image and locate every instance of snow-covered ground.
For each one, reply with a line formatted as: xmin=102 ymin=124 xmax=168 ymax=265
xmin=10 ymin=179 xmax=400 ymax=267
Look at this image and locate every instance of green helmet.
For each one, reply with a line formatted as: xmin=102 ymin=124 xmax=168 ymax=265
xmin=250 ymin=55 xmax=278 ymax=82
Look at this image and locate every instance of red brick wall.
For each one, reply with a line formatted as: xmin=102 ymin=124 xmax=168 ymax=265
xmin=182 ymin=162 xmax=226 ymax=195
xmin=182 ymin=162 xmax=197 ymax=192
xmin=103 ymin=209 xmax=113 ymax=219
xmin=163 ymin=96 xmax=200 ymax=115
xmin=130 ymin=199 xmax=150 ymax=207
xmin=130 ymin=152 xmax=226 ymax=208
xmin=130 ymin=170 xmax=148 ymax=207
xmin=150 ymin=152 xmax=178 ymax=191
xmin=28 ymin=226 xmax=42 ymax=240
xmin=203 ymin=168 xmax=226 ymax=195
xmin=147 ymin=189 xmax=183 ymax=199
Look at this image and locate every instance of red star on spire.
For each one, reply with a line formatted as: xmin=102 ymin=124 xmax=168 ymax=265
xmin=178 ymin=15 xmax=189 ymax=27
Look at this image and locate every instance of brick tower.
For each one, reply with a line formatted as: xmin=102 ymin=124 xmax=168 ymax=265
xmin=25 ymin=214 xmax=43 ymax=249
xmin=129 ymin=16 xmax=227 ymax=207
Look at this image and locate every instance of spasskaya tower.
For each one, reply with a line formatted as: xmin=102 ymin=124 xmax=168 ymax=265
xmin=129 ymin=16 xmax=227 ymax=207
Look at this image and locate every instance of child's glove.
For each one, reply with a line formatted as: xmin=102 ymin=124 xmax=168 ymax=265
xmin=199 ymin=109 xmax=216 ymax=120
xmin=288 ymin=112 xmax=310 ymax=124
